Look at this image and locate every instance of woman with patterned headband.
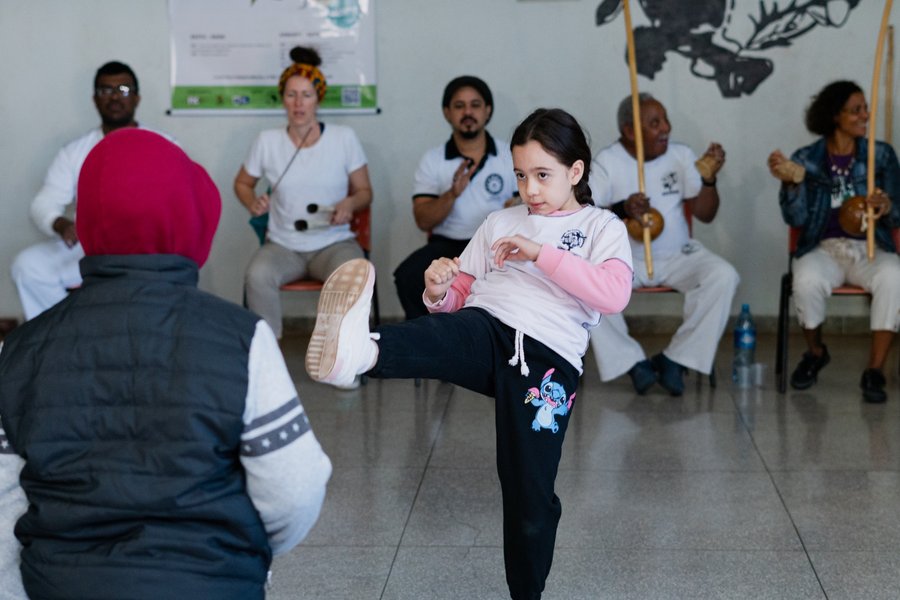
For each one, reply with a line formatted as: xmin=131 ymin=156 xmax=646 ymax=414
xmin=234 ymin=46 xmax=372 ymax=346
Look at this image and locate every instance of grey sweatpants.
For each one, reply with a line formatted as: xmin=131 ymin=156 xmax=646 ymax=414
xmin=244 ymin=239 xmax=363 ymax=338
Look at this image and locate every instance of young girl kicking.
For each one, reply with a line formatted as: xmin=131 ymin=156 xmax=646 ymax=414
xmin=306 ymin=108 xmax=633 ymax=600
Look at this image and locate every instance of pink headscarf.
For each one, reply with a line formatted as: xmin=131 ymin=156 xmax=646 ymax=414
xmin=76 ymin=129 xmax=221 ymax=267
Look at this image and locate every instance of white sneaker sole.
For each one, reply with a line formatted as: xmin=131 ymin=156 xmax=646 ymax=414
xmin=305 ymin=259 xmax=374 ymax=383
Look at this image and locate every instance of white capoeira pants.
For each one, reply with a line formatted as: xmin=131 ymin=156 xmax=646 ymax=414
xmin=591 ymin=240 xmax=740 ymax=381
xmin=792 ymin=238 xmax=900 ymax=332
xmin=11 ymin=239 xmax=83 ymax=320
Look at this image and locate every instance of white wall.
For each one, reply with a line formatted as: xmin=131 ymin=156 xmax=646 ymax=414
xmin=1 ymin=0 xmax=894 ymax=322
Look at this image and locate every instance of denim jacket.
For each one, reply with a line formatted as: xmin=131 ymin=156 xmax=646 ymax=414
xmin=779 ymin=137 xmax=900 ymax=257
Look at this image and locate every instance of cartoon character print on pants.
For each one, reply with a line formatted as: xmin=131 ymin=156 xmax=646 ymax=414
xmin=524 ymin=368 xmax=575 ymax=433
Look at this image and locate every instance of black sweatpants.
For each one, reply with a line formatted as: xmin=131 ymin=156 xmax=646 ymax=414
xmin=392 ymin=235 xmax=470 ymax=320
xmin=369 ymin=307 xmax=579 ymax=600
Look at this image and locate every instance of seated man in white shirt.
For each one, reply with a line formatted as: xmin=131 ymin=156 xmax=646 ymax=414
xmin=393 ymin=76 xmax=516 ymax=320
xmin=10 ymin=61 xmax=170 ymax=320
xmin=589 ymin=93 xmax=739 ymax=396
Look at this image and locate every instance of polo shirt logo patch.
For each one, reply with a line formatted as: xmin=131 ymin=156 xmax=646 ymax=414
xmin=558 ymin=229 xmax=586 ymax=251
xmin=484 ymin=173 xmax=504 ymax=195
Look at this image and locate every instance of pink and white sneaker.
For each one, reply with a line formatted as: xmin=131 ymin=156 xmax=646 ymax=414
xmin=305 ymin=259 xmax=378 ymax=388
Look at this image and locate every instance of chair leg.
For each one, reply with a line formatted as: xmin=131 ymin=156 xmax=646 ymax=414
xmin=691 ymin=364 xmax=716 ymax=388
xmin=372 ymin=280 xmax=381 ymax=326
xmin=362 ymin=250 xmax=381 ymax=327
xmin=776 ymin=272 xmax=792 ymax=394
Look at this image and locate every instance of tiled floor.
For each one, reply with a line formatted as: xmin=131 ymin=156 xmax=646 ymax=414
xmin=270 ymin=332 xmax=900 ymax=599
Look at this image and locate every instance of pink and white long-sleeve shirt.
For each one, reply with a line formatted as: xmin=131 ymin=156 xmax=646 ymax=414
xmin=426 ymin=204 xmax=633 ymax=373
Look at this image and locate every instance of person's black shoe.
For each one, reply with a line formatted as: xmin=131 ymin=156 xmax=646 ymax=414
xmin=860 ymin=368 xmax=887 ymax=403
xmin=628 ymin=359 xmax=658 ymax=395
xmin=789 ymin=345 xmax=830 ymax=390
xmin=651 ymin=353 xmax=685 ymax=397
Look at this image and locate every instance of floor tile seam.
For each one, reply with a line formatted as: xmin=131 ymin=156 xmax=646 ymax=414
xmin=326 ymin=466 xmax=431 ymax=472
xmin=766 ymin=468 xmax=900 ymax=474
xmin=393 ymin=542 xmax=811 ymax=552
xmin=298 ymin=543 xmax=406 ymax=549
xmin=590 ymin=408 xmax=739 ymax=415
xmin=732 ymin=394 xmax=829 ymax=598
xmin=798 ymin=544 xmax=900 ymax=552
xmin=749 ymin=411 xmax=900 ymax=418
xmin=423 ymin=465 xmax=769 ymax=472
xmin=418 ymin=466 xmax=774 ymax=474
xmin=379 ymin=384 xmax=457 ymax=599
xmin=548 ymin=545 xmax=813 ymax=552
xmin=298 ymin=542 xmax=900 ymax=551
xmin=804 ymin=549 xmax=900 ymax=554
xmin=553 ymin=467 xmax=770 ymax=473
xmin=394 ymin=543 xmax=504 ymax=549
xmin=326 ymin=463 xmax=434 ymax=469
xmin=305 ymin=406 xmax=453 ymax=415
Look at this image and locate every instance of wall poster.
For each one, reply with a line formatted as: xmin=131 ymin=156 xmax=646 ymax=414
xmin=168 ymin=0 xmax=376 ymax=114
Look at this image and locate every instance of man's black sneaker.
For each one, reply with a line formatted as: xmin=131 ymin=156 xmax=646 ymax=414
xmin=789 ymin=346 xmax=830 ymax=390
xmin=628 ymin=359 xmax=658 ymax=395
xmin=860 ymin=368 xmax=887 ymax=403
xmin=651 ymin=353 xmax=685 ymax=397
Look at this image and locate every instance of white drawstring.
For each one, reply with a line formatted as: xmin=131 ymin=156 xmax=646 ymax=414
xmin=508 ymin=329 xmax=530 ymax=377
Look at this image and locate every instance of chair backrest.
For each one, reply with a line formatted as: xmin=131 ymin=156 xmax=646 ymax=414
xmin=788 ymin=227 xmax=801 ymax=255
xmin=350 ymin=205 xmax=371 ymax=254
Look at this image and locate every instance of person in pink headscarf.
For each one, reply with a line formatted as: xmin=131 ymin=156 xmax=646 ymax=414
xmin=0 ymin=129 xmax=331 ymax=600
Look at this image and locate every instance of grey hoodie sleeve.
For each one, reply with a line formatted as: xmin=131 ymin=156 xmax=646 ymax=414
xmin=0 ymin=347 xmax=28 ymax=599
xmin=240 ymin=321 xmax=332 ymax=555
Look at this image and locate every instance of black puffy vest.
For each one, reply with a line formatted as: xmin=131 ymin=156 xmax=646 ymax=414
xmin=0 ymin=255 xmax=271 ymax=599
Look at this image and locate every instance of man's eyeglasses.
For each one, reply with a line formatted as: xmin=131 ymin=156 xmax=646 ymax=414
xmin=95 ymin=85 xmax=135 ymax=98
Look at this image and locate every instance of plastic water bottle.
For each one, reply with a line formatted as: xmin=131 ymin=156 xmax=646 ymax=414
xmin=732 ymin=304 xmax=756 ymax=385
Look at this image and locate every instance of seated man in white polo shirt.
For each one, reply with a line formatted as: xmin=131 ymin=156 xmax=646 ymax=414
xmin=393 ymin=76 xmax=516 ymax=320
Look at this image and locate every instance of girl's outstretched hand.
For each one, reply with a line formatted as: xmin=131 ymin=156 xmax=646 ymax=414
xmin=424 ymin=256 xmax=461 ymax=303
xmin=491 ymin=235 xmax=541 ymax=267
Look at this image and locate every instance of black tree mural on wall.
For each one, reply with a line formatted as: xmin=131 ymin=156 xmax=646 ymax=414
xmin=596 ymin=0 xmax=862 ymax=98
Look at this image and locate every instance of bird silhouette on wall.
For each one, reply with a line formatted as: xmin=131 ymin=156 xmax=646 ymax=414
xmin=596 ymin=0 xmax=862 ymax=98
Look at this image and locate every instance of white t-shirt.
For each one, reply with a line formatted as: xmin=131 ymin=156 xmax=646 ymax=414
xmin=459 ymin=204 xmax=632 ymax=373
xmin=30 ymin=126 xmax=173 ymax=237
xmin=589 ymin=141 xmax=701 ymax=259
xmin=412 ymin=133 xmax=516 ymax=240
xmin=243 ymin=124 xmax=367 ymax=252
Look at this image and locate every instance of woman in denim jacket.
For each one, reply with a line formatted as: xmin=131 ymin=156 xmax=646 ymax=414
xmin=768 ymin=80 xmax=900 ymax=403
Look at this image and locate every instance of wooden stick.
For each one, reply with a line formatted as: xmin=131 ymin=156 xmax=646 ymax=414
xmin=867 ymin=0 xmax=894 ymax=261
xmin=622 ymin=0 xmax=653 ymax=278
xmin=886 ymin=25 xmax=894 ymax=145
